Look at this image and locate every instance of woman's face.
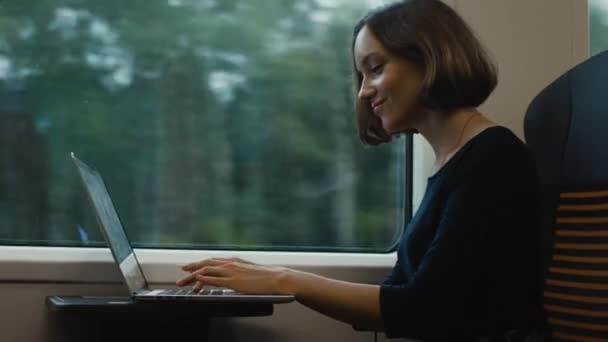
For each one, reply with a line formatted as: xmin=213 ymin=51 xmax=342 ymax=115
xmin=353 ymin=25 xmax=424 ymax=134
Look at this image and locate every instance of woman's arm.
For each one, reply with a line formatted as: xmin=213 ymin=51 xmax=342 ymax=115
xmin=279 ymin=268 xmax=383 ymax=330
xmin=177 ymin=260 xmax=384 ymax=330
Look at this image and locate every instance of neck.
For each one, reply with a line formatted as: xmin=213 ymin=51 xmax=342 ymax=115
xmin=415 ymin=107 xmax=480 ymax=163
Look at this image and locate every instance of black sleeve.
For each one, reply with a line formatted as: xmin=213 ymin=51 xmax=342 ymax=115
xmin=381 ymin=258 xmax=406 ymax=286
xmin=379 ymin=176 xmax=513 ymax=339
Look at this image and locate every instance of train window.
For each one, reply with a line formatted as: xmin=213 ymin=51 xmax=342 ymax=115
xmin=590 ymin=0 xmax=608 ymax=55
xmin=0 ymin=0 xmax=408 ymax=252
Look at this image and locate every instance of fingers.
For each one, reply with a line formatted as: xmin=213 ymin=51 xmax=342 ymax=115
xmin=195 ymin=275 xmax=228 ymax=288
xmin=181 ymin=259 xmax=218 ymax=272
xmin=181 ymin=257 xmax=252 ymax=271
xmin=192 ymin=266 xmax=233 ymax=290
xmin=191 ymin=269 xmax=231 ymax=291
xmin=197 ymin=266 xmax=228 ymax=277
xmin=176 ymin=265 xmax=231 ymax=287
xmin=178 ymin=260 xmax=229 ymax=286
xmin=192 ymin=280 xmax=203 ymax=292
xmin=176 ymin=272 xmax=197 ymax=287
xmin=178 ymin=257 xmax=256 ymax=288
xmin=189 ymin=277 xmax=228 ymax=292
xmin=232 ymin=257 xmax=256 ymax=265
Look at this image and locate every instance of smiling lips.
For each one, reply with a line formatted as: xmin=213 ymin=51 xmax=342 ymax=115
xmin=372 ymin=99 xmax=386 ymax=113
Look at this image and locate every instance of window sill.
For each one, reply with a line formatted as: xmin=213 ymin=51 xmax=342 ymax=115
xmin=0 ymin=246 xmax=396 ymax=284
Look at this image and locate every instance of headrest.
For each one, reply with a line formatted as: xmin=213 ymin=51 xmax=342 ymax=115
xmin=524 ymin=51 xmax=608 ymax=186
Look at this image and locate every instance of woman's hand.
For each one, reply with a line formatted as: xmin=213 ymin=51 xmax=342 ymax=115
xmin=176 ymin=258 xmax=293 ymax=295
xmin=177 ymin=258 xmax=382 ymax=328
xmin=181 ymin=257 xmax=257 ymax=273
xmin=178 ymin=257 xmax=256 ymax=292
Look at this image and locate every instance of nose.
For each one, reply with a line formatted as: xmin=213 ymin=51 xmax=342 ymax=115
xmin=358 ymin=79 xmax=376 ymax=102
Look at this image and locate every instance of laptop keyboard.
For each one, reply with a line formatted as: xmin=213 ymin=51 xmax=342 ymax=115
xmin=140 ymin=288 xmax=235 ymax=297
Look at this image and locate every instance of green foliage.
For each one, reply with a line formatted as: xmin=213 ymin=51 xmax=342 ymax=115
xmin=0 ymin=0 xmax=403 ymax=251
xmin=591 ymin=1 xmax=608 ymax=56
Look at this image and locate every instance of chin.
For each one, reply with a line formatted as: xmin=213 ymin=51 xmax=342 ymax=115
xmin=380 ymin=117 xmax=400 ymax=134
xmin=382 ymin=117 xmax=414 ymax=135
xmin=379 ymin=116 xmax=394 ymax=132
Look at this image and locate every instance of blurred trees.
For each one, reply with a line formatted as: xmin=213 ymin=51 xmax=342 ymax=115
xmin=591 ymin=0 xmax=608 ymax=56
xmin=0 ymin=0 xmax=404 ymax=250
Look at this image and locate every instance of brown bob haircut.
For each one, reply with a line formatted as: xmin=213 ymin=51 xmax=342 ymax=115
xmin=352 ymin=0 xmax=498 ymax=145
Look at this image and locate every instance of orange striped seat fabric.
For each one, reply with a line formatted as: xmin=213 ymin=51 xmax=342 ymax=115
xmin=544 ymin=189 xmax=608 ymax=341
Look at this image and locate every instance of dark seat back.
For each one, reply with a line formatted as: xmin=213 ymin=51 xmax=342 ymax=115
xmin=525 ymin=50 xmax=608 ymax=341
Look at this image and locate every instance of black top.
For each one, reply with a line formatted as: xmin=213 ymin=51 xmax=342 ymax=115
xmin=380 ymin=126 xmax=542 ymax=340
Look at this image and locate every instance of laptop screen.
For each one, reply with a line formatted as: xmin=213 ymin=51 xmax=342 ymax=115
xmin=72 ymin=153 xmax=147 ymax=294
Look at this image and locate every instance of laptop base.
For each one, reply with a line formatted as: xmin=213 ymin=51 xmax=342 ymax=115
xmin=47 ymin=295 xmax=274 ymax=316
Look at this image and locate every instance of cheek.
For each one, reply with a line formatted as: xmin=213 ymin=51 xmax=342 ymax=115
xmin=382 ymin=84 xmax=422 ymax=131
xmin=387 ymin=89 xmax=415 ymax=117
xmin=393 ymin=80 xmax=422 ymax=113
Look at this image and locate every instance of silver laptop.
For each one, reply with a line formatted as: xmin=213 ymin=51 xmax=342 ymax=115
xmin=71 ymin=152 xmax=294 ymax=303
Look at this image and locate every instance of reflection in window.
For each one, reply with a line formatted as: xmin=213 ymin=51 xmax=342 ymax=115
xmin=0 ymin=0 xmax=407 ymax=251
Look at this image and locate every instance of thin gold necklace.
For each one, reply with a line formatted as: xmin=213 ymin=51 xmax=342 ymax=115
xmin=436 ymin=112 xmax=479 ymax=171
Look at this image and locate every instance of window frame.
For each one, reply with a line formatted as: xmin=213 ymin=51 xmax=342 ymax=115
xmin=0 ymin=136 xmax=412 ymax=284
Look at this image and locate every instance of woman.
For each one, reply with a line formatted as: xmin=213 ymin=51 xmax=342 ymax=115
xmin=177 ymin=1 xmax=542 ymax=340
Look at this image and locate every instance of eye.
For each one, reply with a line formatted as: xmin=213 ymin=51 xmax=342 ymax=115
xmin=370 ymin=64 xmax=384 ymax=74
